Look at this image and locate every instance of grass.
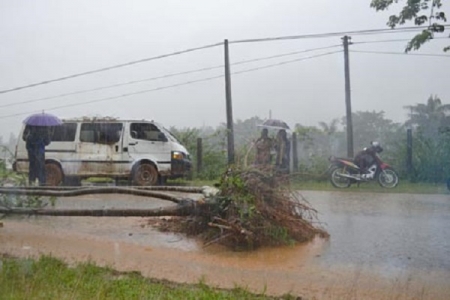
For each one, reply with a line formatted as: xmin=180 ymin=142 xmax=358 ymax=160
xmin=290 ymin=179 xmax=449 ymax=194
xmin=175 ymin=178 xmax=449 ymax=195
xmin=0 ymin=255 xmax=295 ymax=300
xmin=81 ymin=176 xmax=450 ymax=195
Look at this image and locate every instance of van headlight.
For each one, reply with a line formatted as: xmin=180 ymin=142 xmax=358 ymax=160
xmin=172 ymin=151 xmax=185 ymax=160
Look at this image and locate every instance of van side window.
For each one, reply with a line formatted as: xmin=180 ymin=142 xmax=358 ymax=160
xmin=22 ymin=125 xmax=53 ymax=141
xmin=130 ymin=123 xmax=163 ymax=141
xmin=51 ymin=123 xmax=77 ymax=142
xmin=80 ymin=123 xmax=123 ymax=144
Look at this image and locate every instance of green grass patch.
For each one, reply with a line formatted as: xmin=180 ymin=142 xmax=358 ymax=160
xmin=291 ymin=180 xmax=449 ymax=194
xmin=84 ymin=176 xmax=448 ymax=195
xmin=0 ymin=255 xmax=294 ymax=300
xmin=180 ymin=178 xmax=449 ymax=195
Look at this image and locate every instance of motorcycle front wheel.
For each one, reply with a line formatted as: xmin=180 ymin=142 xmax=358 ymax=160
xmin=377 ymin=168 xmax=399 ymax=188
xmin=330 ymin=166 xmax=352 ymax=188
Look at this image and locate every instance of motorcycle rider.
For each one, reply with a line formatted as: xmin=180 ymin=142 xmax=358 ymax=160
xmin=354 ymin=141 xmax=383 ymax=179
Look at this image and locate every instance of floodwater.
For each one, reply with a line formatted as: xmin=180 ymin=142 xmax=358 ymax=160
xmin=1 ymin=191 xmax=450 ymax=299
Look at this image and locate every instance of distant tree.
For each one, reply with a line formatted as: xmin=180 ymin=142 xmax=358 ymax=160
xmin=342 ymin=111 xmax=401 ymax=151
xmin=405 ymin=95 xmax=450 ymax=138
xmin=218 ymin=116 xmax=265 ymax=149
xmin=318 ymin=118 xmax=339 ymax=136
xmin=294 ymin=124 xmax=322 ymax=145
xmin=394 ymin=96 xmax=450 ymax=182
xmin=370 ymin=0 xmax=449 ymax=52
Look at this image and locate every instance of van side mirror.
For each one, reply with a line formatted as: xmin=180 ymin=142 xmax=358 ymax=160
xmin=158 ymin=132 xmax=168 ymax=142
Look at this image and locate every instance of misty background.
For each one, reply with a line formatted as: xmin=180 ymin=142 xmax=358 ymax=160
xmin=0 ymin=0 xmax=449 ymax=157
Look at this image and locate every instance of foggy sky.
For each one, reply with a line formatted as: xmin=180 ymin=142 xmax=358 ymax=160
xmin=0 ymin=0 xmax=449 ymax=140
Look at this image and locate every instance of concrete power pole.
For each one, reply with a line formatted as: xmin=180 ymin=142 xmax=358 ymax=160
xmin=342 ymin=35 xmax=354 ymax=157
xmin=224 ymin=39 xmax=235 ymax=165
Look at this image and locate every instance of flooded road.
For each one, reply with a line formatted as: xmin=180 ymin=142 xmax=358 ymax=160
xmin=1 ymin=191 xmax=450 ymax=299
xmin=301 ymin=191 xmax=450 ymax=274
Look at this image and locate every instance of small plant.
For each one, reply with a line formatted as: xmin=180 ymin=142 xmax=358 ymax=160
xmin=0 ymin=146 xmax=54 ymax=213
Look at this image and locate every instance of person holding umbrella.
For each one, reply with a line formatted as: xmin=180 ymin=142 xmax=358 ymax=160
xmin=275 ymin=129 xmax=290 ymax=173
xmin=257 ymin=119 xmax=291 ymax=173
xmin=254 ymin=128 xmax=273 ymax=166
xmin=23 ymin=112 xmax=62 ymax=186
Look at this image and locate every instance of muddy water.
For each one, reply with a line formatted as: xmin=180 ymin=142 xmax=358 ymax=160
xmin=1 ymin=191 xmax=450 ymax=299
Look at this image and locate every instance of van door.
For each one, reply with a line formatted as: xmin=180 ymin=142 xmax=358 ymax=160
xmin=126 ymin=122 xmax=171 ymax=173
xmin=17 ymin=124 xmax=78 ymax=174
xmin=45 ymin=122 xmax=78 ymax=175
xmin=77 ymin=122 xmax=125 ymax=176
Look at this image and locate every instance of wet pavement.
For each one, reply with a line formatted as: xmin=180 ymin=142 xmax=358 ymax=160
xmin=1 ymin=190 xmax=450 ymax=299
xmin=301 ymin=191 xmax=450 ymax=275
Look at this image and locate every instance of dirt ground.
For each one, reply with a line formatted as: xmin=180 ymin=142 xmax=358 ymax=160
xmin=0 ymin=219 xmax=447 ymax=300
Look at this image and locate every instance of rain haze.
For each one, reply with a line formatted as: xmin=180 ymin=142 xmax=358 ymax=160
xmin=0 ymin=0 xmax=449 ymax=140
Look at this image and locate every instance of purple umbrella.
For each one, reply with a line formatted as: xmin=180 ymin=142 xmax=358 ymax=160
xmin=257 ymin=119 xmax=290 ymax=131
xmin=23 ymin=112 xmax=63 ymax=127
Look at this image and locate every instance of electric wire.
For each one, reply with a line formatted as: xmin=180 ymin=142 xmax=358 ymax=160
xmin=229 ymin=25 xmax=450 ymax=44
xmin=2 ymin=25 xmax=449 ymax=95
xmin=232 ymin=50 xmax=341 ymax=75
xmin=0 ymin=44 xmax=341 ymax=109
xmin=0 ymin=51 xmax=340 ymax=120
xmin=350 ymin=50 xmax=450 ymax=57
xmin=0 ymin=42 xmax=223 ymax=95
xmin=352 ymin=36 xmax=449 ymax=45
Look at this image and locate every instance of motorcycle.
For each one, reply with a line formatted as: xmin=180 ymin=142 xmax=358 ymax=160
xmin=327 ymin=154 xmax=399 ymax=188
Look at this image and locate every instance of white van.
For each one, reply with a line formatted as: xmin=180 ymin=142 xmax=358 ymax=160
xmin=14 ymin=118 xmax=192 ymax=186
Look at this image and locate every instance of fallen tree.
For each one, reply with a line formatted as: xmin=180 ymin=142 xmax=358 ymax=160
xmin=1 ymin=168 xmax=328 ymax=250
xmin=0 ymin=201 xmax=197 ymax=217
xmin=152 ymin=167 xmax=329 ymax=249
xmin=0 ymin=186 xmax=202 ymax=203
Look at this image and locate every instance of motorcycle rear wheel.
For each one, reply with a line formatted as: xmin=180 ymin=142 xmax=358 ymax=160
xmin=377 ymin=168 xmax=399 ymax=188
xmin=330 ymin=166 xmax=352 ymax=188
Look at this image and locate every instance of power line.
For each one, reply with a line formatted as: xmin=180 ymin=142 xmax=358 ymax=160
xmin=230 ymin=25 xmax=450 ymax=44
xmin=0 ymin=44 xmax=341 ymax=109
xmin=0 ymin=75 xmax=225 ymax=120
xmin=0 ymin=65 xmax=224 ymax=109
xmin=1 ymin=25 xmax=448 ymax=95
xmin=232 ymin=50 xmax=341 ymax=75
xmin=352 ymin=36 xmax=449 ymax=45
xmin=232 ymin=44 xmax=341 ymax=65
xmin=350 ymin=50 xmax=450 ymax=57
xmin=0 ymin=50 xmax=339 ymax=121
xmin=0 ymin=42 xmax=223 ymax=95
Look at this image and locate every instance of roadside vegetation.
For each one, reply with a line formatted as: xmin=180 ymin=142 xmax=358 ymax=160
xmin=2 ymin=96 xmax=450 ymax=188
xmin=0 ymin=255 xmax=297 ymax=300
xmin=169 ymin=96 xmax=450 ymax=187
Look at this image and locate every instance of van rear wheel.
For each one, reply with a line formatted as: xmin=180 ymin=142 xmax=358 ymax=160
xmin=132 ymin=163 xmax=158 ymax=186
xmin=45 ymin=163 xmax=63 ymax=186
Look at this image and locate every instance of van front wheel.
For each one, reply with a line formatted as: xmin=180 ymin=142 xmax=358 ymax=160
xmin=132 ymin=163 xmax=158 ymax=186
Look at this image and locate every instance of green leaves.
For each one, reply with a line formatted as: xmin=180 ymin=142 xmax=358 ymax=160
xmin=406 ymin=30 xmax=434 ymax=52
xmin=370 ymin=0 xmax=397 ymax=11
xmin=370 ymin=0 xmax=448 ymax=52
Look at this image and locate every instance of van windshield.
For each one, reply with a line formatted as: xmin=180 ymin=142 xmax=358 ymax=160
xmin=161 ymin=127 xmax=181 ymax=144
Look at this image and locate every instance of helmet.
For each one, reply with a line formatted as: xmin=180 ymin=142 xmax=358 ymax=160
xmin=370 ymin=141 xmax=383 ymax=153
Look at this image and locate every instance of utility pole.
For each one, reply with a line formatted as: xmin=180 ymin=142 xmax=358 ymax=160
xmin=342 ymin=35 xmax=354 ymax=157
xmin=224 ymin=39 xmax=235 ymax=165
